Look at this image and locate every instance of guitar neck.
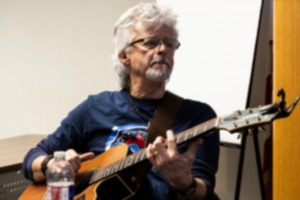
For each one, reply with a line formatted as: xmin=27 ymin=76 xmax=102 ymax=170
xmin=89 ymin=117 xmax=218 ymax=184
xmin=175 ymin=118 xmax=218 ymax=146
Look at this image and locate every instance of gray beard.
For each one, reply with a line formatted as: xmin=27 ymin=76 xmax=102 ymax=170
xmin=146 ymin=65 xmax=170 ymax=82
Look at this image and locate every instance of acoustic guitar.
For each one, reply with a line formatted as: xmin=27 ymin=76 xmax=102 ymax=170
xmin=19 ymin=92 xmax=299 ymax=200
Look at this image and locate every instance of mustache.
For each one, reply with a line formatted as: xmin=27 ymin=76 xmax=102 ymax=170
xmin=149 ymin=56 xmax=170 ymax=67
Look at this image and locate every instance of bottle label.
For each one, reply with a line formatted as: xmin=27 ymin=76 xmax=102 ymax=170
xmin=46 ymin=182 xmax=74 ymax=200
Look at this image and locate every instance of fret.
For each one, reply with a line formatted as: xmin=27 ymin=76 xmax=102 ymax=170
xmin=132 ymin=151 xmax=140 ymax=164
xmin=194 ymin=126 xmax=200 ymax=135
xmin=94 ymin=169 xmax=101 ymax=181
xmin=191 ymin=128 xmax=197 ymax=137
xmin=184 ymin=129 xmax=190 ymax=141
xmin=110 ymin=161 xmax=121 ymax=174
xmin=102 ymin=166 xmax=112 ymax=178
xmin=99 ymin=168 xmax=105 ymax=180
xmin=124 ymin=154 xmax=135 ymax=167
xmin=133 ymin=149 xmax=145 ymax=164
xmin=99 ymin=167 xmax=106 ymax=179
xmin=140 ymin=150 xmax=147 ymax=161
xmin=175 ymin=132 xmax=183 ymax=143
xmin=175 ymin=118 xmax=217 ymax=146
xmin=91 ymin=168 xmax=103 ymax=184
xmin=201 ymin=124 xmax=206 ymax=133
xmin=118 ymin=156 xmax=126 ymax=171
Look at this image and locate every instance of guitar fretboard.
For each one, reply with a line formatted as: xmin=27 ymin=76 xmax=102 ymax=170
xmin=89 ymin=117 xmax=218 ymax=184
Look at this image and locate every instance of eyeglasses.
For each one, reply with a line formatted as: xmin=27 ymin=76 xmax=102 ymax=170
xmin=128 ymin=36 xmax=180 ymax=50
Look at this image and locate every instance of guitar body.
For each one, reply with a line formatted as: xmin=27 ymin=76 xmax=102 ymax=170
xmin=20 ymin=144 xmax=142 ymax=200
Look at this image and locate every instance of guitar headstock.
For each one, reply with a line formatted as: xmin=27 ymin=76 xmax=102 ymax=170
xmin=217 ymin=90 xmax=300 ymax=133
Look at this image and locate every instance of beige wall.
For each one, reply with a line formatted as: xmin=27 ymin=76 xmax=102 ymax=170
xmin=0 ymin=0 xmax=153 ymax=139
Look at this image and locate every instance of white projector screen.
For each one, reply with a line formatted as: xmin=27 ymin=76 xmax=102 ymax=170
xmin=158 ymin=0 xmax=262 ymax=145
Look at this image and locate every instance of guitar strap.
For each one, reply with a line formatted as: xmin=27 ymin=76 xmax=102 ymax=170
xmin=145 ymin=91 xmax=183 ymax=145
xmin=121 ymin=91 xmax=184 ymax=197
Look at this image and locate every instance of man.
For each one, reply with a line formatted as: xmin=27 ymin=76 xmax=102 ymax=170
xmin=23 ymin=3 xmax=220 ymax=200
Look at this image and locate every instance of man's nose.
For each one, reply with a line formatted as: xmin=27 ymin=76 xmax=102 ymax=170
xmin=155 ymin=40 xmax=167 ymax=52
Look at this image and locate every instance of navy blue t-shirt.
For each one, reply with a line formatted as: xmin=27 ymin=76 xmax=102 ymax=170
xmin=23 ymin=89 xmax=219 ymax=199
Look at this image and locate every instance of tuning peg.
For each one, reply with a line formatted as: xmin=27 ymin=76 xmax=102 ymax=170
xmin=233 ymin=122 xmax=238 ymax=128
xmin=235 ymin=110 xmax=242 ymax=115
xmin=247 ymin=108 xmax=253 ymax=113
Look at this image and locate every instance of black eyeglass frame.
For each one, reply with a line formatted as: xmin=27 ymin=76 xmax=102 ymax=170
xmin=128 ymin=36 xmax=181 ymax=50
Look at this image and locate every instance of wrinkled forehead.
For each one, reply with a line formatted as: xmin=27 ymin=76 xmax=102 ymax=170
xmin=133 ymin=22 xmax=178 ymax=39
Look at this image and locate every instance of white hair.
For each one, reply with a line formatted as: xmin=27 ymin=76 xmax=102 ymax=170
xmin=111 ymin=3 xmax=179 ymax=89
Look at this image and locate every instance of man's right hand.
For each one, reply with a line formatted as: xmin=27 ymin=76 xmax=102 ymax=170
xmin=32 ymin=149 xmax=95 ymax=182
xmin=63 ymin=149 xmax=95 ymax=173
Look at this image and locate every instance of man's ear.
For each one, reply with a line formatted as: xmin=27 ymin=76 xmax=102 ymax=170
xmin=119 ymin=51 xmax=130 ymax=65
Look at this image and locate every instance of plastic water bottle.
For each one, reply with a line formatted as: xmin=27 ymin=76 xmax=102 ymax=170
xmin=46 ymin=151 xmax=75 ymax=200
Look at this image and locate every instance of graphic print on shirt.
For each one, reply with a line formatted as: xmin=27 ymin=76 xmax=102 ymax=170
xmin=105 ymin=124 xmax=147 ymax=153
